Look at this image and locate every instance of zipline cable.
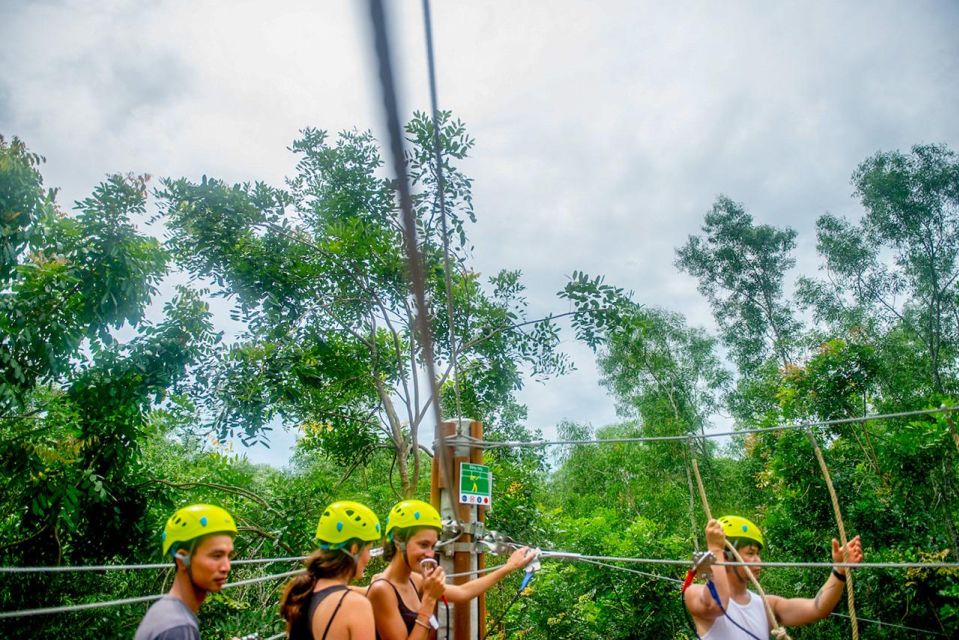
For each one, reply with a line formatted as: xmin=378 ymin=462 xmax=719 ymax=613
xmin=830 ymin=612 xmax=947 ymax=637
xmin=468 ymin=405 xmax=959 ymax=448
xmin=421 ymin=0 xmax=465 ymax=426
xmin=4 ymin=551 xmax=955 ymax=578
xmin=0 ymin=556 xmax=307 ymax=574
xmin=574 ymin=557 xmax=684 ymax=585
xmin=0 ymin=569 xmax=303 ymax=620
xmin=366 ymin=0 xmax=459 ymax=522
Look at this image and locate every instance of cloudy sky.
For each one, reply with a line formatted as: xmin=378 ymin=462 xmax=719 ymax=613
xmin=2 ymin=0 xmax=958 ymax=466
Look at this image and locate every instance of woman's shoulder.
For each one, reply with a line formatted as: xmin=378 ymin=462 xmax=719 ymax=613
xmin=343 ymin=588 xmax=374 ymax=611
xmin=366 ymin=577 xmax=397 ymax=600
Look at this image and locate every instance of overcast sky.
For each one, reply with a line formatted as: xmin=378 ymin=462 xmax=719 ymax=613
xmin=2 ymin=0 xmax=958 ymax=467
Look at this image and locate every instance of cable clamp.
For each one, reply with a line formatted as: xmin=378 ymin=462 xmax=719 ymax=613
xmin=692 ymin=551 xmax=716 ymax=578
xmin=476 ymin=530 xmax=521 ymax=556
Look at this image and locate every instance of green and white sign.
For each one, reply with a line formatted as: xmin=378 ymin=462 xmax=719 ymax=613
xmin=459 ymin=462 xmax=492 ymax=506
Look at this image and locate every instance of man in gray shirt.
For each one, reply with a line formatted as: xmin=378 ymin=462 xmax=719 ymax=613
xmin=135 ymin=504 xmax=237 ymax=640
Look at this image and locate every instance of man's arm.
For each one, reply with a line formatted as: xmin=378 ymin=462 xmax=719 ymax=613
xmin=683 ymin=520 xmax=729 ymax=626
xmin=769 ymin=536 xmax=862 ymax=627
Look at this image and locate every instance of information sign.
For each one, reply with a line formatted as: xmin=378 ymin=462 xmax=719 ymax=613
xmin=459 ymin=462 xmax=492 ymax=506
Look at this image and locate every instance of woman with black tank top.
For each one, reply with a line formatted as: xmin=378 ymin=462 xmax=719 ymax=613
xmin=280 ymin=501 xmax=382 ymax=640
xmin=367 ymin=500 xmax=535 ymax=640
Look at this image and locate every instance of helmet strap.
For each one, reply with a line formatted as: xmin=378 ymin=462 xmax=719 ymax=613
xmin=395 ymin=539 xmax=411 ymax=570
xmin=176 ymin=540 xmax=203 ymax=589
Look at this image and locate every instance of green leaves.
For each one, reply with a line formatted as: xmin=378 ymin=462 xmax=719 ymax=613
xmin=0 ymin=135 xmax=52 ymax=285
xmin=676 ymin=195 xmax=800 ymax=372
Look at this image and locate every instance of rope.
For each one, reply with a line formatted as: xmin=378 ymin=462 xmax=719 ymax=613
xmin=0 ymin=569 xmax=302 ymax=619
xmin=421 ymin=0 xmax=464 ymax=425
xmin=684 ymin=444 xmax=701 ymax=551
xmin=468 ymin=406 xmax=959 ymax=448
xmin=806 ymin=431 xmax=858 ymax=639
xmin=367 ymin=0 xmax=457 ymax=517
xmin=0 ymin=556 xmax=307 ymax=574
xmin=691 ymin=458 xmax=792 ymax=640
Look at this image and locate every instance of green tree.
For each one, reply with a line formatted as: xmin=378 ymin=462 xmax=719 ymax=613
xmin=676 ymin=196 xmax=801 ymax=372
xmin=156 ymin=113 xmax=570 ymax=496
xmin=799 ymin=143 xmax=959 ymax=397
xmin=0 ymin=136 xmax=218 ymax=564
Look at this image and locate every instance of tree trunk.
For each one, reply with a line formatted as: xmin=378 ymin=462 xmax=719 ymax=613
xmin=377 ymin=378 xmax=411 ymax=496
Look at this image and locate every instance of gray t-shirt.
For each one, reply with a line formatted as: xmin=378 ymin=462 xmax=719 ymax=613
xmin=134 ymin=596 xmax=200 ymax=640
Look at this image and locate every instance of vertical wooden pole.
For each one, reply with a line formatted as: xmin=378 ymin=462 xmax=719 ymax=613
xmin=433 ymin=419 xmax=483 ymax=640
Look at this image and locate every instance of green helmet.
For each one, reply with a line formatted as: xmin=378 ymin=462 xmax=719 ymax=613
xmin=315 ymin=500 xmax=382 ymax=547
xmin=385 ymin=499 xmax=442 ymax=539
xmin=718 ymin=515 xmax=764 ymax=550
xmin=162 ymin=504 xmax=237 ymax=557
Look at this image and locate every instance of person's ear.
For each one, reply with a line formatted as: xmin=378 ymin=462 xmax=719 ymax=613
xmin=175 ymin=549 xmax=191 ymax=570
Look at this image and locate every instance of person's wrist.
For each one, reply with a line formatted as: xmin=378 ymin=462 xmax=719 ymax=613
xmin=831 ymin=568 xmax=847 ymax=581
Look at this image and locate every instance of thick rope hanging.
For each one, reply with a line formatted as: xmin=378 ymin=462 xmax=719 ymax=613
xmin=691 ymin=458 xmax=792 ymax=640
xmin=684 ymin=443 xmax=701 ymax=551
xmin=805 ymin=431 xmax=858 ymax=640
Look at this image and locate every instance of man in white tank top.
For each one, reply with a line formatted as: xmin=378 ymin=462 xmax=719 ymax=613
xmin=683 ymin=516 xmax=863 ymax=639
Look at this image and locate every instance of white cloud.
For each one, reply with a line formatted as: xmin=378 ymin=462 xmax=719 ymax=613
xmin=2 ymin=0 xmax=957 ymax=460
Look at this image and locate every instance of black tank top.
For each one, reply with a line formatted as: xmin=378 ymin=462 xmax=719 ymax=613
xmin=368 ymin=578 xmax=423 ymax=639
xmin=290 ymin=584 xmax=350 ymax=640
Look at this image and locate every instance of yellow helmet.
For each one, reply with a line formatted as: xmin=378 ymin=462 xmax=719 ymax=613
xmin=718 ymin=515 xmax=764 ymax=550
xmin=316 ymin=501 xmax=382 ymax=546
xmin=385 ymin=499 xmax=442 ymax=538
xmin=162 ymin=504 xmax=237 ymax=557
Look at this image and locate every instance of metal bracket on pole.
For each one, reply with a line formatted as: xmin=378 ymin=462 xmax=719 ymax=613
xmin=476 ymin=530 xmax=521 ymax=556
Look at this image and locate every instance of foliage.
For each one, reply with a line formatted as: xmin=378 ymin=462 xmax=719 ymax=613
xmin=156 ymin=113 xmax=571 ymax=496
xmin=676 ymin=196 xmax=801 ymax=372
xmin=2 ymin=129 xmax=959 ymax=639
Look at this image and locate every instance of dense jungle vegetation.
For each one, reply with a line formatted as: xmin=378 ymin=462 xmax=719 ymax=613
xmin=1 ymin=121 xmax=957 ymax=638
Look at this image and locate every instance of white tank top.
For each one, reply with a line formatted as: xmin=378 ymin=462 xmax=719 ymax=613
xmin=701 ymin=590 xmax=769 ymax=640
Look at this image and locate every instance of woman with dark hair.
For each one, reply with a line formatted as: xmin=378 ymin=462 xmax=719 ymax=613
xmin=280 ymin=501 xmax=382 ymax=640
xmin=367 ymin=500 xmax=534 ymax=640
